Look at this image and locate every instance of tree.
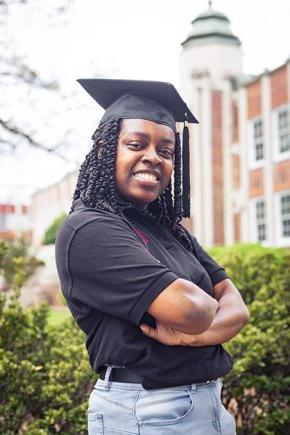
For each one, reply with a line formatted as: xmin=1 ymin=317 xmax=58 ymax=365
xmin=43 ymin=213 xmax=67 ymax=245
xmin=0 ymin=238 xmax=44 ymax=290
xmin=0 ymin=0 xmax=74 ymax=160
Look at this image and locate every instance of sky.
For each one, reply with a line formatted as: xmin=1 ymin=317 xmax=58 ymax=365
xmin=1 ymin=0 xmax=290 ymax=203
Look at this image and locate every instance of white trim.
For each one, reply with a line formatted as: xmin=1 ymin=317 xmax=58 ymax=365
xmin=274 ymin=189 xmax=290 ymax=247
xmin=248 ymin=159 xmax=265 ymax=170
xmin=201 ymin=77 xmax=213 ymax=246
xmin=262 ymin=74 xmax=275 ymax=246
xmin=275 ymin=151 xmax=290 ymax=162
xmin=231 ymin=142 xmax=240 ymax=155
xmin=222 ymin=80 xmax=233 ymax=245
xmin=238 ymin=88 xmax=249 ymax=242
xmin=287 ymin=61 xmax=290 ymax=102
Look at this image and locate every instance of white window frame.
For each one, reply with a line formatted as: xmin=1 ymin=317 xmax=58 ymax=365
xmin=272 ymin=103 xmax=290 ymax=162
xmin=274 ymin=190 xmax=290 ymax=246
xmin=247 ymin=117 xmax=265 ymax=169
xmin=248 ymin=197 xmax=268 ymax=244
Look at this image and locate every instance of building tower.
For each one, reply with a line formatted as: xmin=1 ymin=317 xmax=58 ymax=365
xmin=180 ymin=2 xmax=243 ymax=246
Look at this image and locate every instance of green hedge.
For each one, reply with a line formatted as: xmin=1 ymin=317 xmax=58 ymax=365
xmin=0 ymin=241 xmax=289 ymax=433
xmin=0 ymin=239 xmax=43 ymax=289
xmin=43 ymin=213 xmax=67 ymax=245
xmin=0 ymin=239 xmax=95 ymax=434
xmin=0 ymin=299 xmax=94 ymax=434
xmin=209 ymin=243 xmax=290 ymax=434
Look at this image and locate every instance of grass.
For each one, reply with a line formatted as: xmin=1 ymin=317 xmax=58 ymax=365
xmin=48 ymin=307 xmax=71 ymax=326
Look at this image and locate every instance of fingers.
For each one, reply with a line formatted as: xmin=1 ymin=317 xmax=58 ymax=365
xmin=140 ymin=324 xmax=155 ymax=338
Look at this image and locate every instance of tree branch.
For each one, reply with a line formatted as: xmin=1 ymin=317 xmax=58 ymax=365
xmin=0 ymin=118 xmax=70 ymax=161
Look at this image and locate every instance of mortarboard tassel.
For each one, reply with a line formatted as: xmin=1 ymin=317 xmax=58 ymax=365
xmin=182 ymin=121 xmax=191 ymax=217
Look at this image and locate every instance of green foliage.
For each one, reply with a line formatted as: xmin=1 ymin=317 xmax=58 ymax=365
xmin=0 ymin=240 xmax=8 ymax=269
xmin=209 ymin=243 xmax=290 ymax=434
xmin=0 ymin=239 xmax=44 ymax=289
xmin=47 ymin=308 xmax=70 ymax=326
xmin=1 ymin=241 xmax=289 ymax=433
xmin=43 ymin=213 xmax=67 ymax=245
xmin=0 ymin=296 xmax=94 ymax=434
xmin=0 ymin=240 xmax=96 ymax=434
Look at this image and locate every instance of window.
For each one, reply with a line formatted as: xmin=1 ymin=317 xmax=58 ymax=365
xmin=278 ymin=109 xmax=290 ymax=153
xmin=272 ymin=105 xmax=290 ymax=161
xmin=256 ymin=199 xmax=266 ymax=242
xmin=247 ymin=118 xmax=265 ymax=168
xmin=253 ymin=119 xmax=264 ymax=161
xmin=249 ymin=198 xmax=268 ymax=243
xmin=281 ymin=194 xmax=290 ymax=237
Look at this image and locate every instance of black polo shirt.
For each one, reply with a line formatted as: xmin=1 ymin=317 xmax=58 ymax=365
xmin=55 ymin=198 xmax=233 ymax=389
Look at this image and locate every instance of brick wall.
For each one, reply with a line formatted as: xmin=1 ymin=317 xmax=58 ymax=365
xmin=247 ymin=79 xmax=262 ymax=119
xmin=232 ymin=154 xmax=240 ymax=190
xmin=212 ymin=90 xmax=224 ymax=244
xmin=233 ymin=212 xmax=241 ymax=242
xmin=249 ymin=168 xmax=264 ymax=197
xmin=271 ymin=65 xmax=288 ymax=109
xmin=274 ymin=159 xmax=290 ymax=191
xmin=232 ymin=100 xmax=239 ymax=142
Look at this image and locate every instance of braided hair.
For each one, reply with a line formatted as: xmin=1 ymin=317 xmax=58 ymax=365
xmin=72 ymin=119 xmax=194 ymax=253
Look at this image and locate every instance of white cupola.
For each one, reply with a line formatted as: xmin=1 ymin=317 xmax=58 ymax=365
xmin=180 ymin=2 xmax=243 ymax=86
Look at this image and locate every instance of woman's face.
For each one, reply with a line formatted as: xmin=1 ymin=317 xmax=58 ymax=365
xmin=115 ymin=119 xmax=175 ymax=209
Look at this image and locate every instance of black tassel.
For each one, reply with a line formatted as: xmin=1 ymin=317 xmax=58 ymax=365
xmin=182 ymin=123 xmax=190 ymax=217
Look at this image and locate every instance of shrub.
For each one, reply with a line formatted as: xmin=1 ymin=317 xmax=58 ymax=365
xmin=43 ymin=213 xmax=67 ymax=245
xmin=0 ymin=239 xmax=44 ymax=290
xmin=0 ymin=299 xmax=94 ymax=434
xmin=209 ymin=243 xmax=290 ymax=434
xmin=0 ymin=240 xmax=95 ymax=434
xmin=1 ymin=242 xmax=289 ymax=433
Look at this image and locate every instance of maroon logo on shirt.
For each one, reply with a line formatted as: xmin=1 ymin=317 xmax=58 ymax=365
xmin=132 ymin=226 xmax=150 ymax=244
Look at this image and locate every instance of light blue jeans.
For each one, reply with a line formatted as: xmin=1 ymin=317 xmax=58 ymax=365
xmin=88 ymin=366 xmax=236 ymax=434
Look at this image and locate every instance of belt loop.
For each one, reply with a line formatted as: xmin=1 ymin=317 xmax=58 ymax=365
xmin=190 ymin=383 xmax=197 ymax=391
xmin=103 ymin=366 xmax=114 ymax=390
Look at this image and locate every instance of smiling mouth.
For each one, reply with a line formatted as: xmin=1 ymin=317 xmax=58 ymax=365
xmin=133 ymin=173 xmax=159 ymax=182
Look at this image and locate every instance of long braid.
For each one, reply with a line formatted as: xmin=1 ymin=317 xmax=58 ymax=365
xmin=173 ymin=133 xmax=183 ymax=220
xmin=71 ymin=120 xmax=194 ymax=253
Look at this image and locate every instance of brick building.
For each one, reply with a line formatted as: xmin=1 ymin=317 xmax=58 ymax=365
xmin=30 ymin=170 xmax=77 ymax=249
xmin=0 ymin=203 xmax=31 ymax=241
xmin=180 ymin=4 xmax=290 ymax=247
xmin=30 ymin=4 xmax=290 ymax=248
xmin=238 ymin=63 xmax=290 ymax=247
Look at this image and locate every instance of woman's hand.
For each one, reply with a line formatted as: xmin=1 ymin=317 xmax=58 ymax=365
xmin=140 ymin=320 xmax=194 ymax=346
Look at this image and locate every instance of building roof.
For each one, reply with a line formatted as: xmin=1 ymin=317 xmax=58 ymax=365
xmin=182 ymin=6 xmax=241 ymax=47
xmin=242 ymin=58 xmax=290 ymax=88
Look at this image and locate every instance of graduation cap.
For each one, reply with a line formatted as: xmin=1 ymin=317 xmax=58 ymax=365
xmin=77 ymin=78 xmax=198 ymax=217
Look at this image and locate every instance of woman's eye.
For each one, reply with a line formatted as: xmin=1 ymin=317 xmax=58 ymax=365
xmin=160 ymin=149 xmax=174 ymax=158
xmin=128 ymin=143 xmax=143 ymax=149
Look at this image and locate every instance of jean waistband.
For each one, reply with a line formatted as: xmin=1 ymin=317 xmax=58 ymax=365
xmin=97 ymin=366 xmax=220 ymax=391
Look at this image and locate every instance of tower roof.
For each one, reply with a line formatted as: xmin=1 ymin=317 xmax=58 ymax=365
xmin=182 ymin=5 xmax=241 ymax=47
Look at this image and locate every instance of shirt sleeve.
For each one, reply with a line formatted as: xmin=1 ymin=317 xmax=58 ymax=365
xmin=68 ymin=214 xmax=178 ymax=326
xmin=190 ymin=235 xmax=231 ymax=286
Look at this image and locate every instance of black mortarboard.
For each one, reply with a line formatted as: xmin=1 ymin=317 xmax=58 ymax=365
xmin=77 ymin=78 xmax=198 ymax=217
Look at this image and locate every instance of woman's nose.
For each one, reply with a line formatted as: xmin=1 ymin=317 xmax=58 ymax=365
xmin=141 ymin=148 xmax=162 ymax=165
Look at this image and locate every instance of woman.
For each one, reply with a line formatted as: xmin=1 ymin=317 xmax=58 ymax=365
xmin=55 ymin=79 xmax=249 ymax=434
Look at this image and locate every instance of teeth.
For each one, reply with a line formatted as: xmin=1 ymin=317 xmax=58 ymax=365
xmin=134 ymin=173 xmax=158 ymax=181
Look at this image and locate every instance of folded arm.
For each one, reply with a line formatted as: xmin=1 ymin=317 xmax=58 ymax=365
xmin=146 ymin=278 xmax=219 ymax=335
xmin=184 ymin=278 xmax=250 ymax=346
xmin=140 ymin=278 xmax=249 ymax=346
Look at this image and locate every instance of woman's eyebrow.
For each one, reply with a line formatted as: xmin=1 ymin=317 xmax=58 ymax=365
xmin=128 ymin=131 xmax=175 ymax=145
xmin=128 ymin=131 xmax=150 ymax=141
